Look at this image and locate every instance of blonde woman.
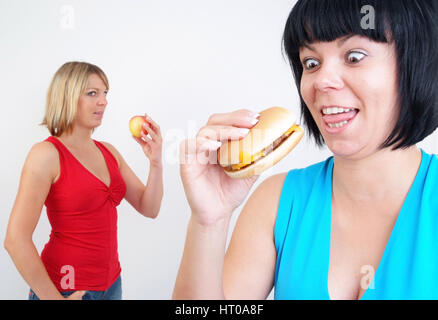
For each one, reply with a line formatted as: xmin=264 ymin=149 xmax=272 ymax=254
xmin=4 ymin=62 xmax=164 ymax=300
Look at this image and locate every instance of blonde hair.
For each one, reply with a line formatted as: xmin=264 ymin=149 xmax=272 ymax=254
xmin=41 ymin=61 xmax=109 ymax=136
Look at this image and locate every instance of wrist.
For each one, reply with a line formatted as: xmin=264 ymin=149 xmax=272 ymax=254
xmin=149 ymin=160 xmax=163 ymax=169
xmin=190 ymin=212 xmax=232 ymax=230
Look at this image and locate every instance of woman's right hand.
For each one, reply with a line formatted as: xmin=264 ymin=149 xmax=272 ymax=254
xmin=179 ymin=109 xmax=261 ymax=226
xmin=64 ymin=290 xmax=86 ymax=300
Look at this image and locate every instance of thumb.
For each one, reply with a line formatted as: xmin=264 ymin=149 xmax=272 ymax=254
xmin=132 ymin=135 xmax=145 ymax=146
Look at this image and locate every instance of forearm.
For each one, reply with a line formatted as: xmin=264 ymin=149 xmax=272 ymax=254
xmin=139 ymin=164 xmax=163 ymax=218
xmin=5 ymin=239 xmax=64 ymax=300
xmin=172 ymin=215 xmax=231 ymax=299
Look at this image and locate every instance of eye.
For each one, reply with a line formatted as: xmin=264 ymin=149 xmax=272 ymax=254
xmin=87 ymin=91 xmax=97 ymax=96
xmin=303 ymin=58 xmax=320 ymax=71
xmin=346 ymin=51 xmax=367 ymax=64
xmin=104 ymin=90 xmax=108 ymax=96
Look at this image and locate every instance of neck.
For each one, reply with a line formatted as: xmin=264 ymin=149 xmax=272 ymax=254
xmin=58 ymin=126 xmax=94 ymax=148
xmin=332 ymin=146 xmax=422 ymax=206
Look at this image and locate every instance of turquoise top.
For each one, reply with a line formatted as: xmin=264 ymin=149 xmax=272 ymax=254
xmin=274 ymin=149 xmax=438 ymax=300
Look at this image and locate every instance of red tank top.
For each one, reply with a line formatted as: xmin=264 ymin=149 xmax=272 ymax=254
xmin=41 ymin=136 xmax=127 ymax=292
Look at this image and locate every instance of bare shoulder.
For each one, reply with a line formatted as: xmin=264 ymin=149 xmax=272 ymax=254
xmin=241 ymin=172 xmax=288 ymax=225
xmin=249 ymin=173 xmax=288 ymax=205
xmin=23 ymin=141 xmax=59 ymax=181
xmin=26 ymin=141 xmax=59 ymax=166
xmin=257 ymin=172 xmax=288 ymax=193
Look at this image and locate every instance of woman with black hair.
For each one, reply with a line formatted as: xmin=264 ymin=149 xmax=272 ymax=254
xmin=173 ymin=0 xmax=438 ymax=300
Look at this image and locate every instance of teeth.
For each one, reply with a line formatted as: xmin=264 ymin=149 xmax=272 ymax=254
xmin=322 ymin=107 xmax=352 ymax=115
xmin=328 ymin=120 xmax=348 ymax=128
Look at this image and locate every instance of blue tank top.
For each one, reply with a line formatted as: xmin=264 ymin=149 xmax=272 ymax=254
xmin=274 ymin=149 xmax=438 ymax=299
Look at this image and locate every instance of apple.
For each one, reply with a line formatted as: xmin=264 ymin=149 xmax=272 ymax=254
xmin=129 ymin=115 xmax=149 ymax=138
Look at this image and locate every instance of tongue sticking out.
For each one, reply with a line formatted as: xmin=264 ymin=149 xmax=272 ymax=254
xmin=323 ymin=109 xmax=358 ymax=124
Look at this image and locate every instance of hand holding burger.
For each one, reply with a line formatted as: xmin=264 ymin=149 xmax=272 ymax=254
xmin=179 ymin=109 xmax=261 ymax=224
xmin=179 ymin=107 xmax=303 ymax=226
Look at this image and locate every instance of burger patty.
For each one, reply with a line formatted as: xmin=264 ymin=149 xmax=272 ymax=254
xmin=224 ymin=126 xmax=296 ymax=172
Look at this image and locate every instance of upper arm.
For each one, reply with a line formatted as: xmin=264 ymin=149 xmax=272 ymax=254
xmin=223 ymin=173 xmax=287 ymax=299
xmin=100 ymin=142 xmax=145 ymax=212
xmin=5 ymin=142 xmax=59 ymax=243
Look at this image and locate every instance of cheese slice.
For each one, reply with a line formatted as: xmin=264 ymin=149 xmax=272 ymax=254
xmin=230 ymin=124 xmax=299 ymax=171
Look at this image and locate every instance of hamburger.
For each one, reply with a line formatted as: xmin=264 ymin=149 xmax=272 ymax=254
xmin=218 ymin=107 xmax=304 ymax=178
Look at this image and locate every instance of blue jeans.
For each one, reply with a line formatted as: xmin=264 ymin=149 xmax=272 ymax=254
xmin=28 ymin=276 xmax=122 ymax=300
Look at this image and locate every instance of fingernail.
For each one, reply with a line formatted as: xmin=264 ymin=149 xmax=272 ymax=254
xmin=238 ymin=128 xmax=250 ymax=135
xmin=249 ymin=117 xmax=259 ymax=125
xmin=250 ymin=112 xmax=260 ymax=118
xmin=209 ymin=140 xmax=222 ymax=148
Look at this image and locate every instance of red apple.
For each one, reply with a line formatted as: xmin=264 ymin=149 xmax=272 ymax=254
xmin=129 ymin=115 xmax=149 ymax=138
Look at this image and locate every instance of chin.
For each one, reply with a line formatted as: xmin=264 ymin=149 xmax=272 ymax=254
xmin=87 ymin=122 xmax=101 ymax=132
xmin=326 ymin=140 xmax=365 ymax=159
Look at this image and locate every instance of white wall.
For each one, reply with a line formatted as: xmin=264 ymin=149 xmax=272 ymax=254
xmin=1 ymin=0 xmax=437 ymax=300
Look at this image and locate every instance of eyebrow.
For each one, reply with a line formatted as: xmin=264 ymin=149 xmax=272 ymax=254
xmin=86 ymin=87 xmax=108 ymax=91
xmin=302 ymin=34 xmax=355 ymax=52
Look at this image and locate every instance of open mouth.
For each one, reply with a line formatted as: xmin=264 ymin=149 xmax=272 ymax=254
xmin=321 ymin=107 xmax=359 ymax=131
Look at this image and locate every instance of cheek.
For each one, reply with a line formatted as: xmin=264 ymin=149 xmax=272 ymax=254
xmin=77 ymin=96 xmax=94 ymax=110
xmin=361 ymin=71 xmax=398 ymax=119
xmin=353 ymin=74 xmax=399 ymax=144
xmin=366 ymin=55 xmax=398 ymax=103
xmin=300 ymin=77 xmax=313 ymax=106
xmin=76 ymin=97 xmax=93 ymax=120
xmin=77 ymin=97 xmax=86 ymax=110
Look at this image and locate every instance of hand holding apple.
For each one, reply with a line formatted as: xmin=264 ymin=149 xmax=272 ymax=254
xmin=129 ymin=115 xmax=150 ymax=138
xmin=130 ymin=114 xmax=163 ymax=167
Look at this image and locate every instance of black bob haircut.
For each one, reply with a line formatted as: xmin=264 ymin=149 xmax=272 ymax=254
xmin=282 ymin=0 xmax=438 ymax=150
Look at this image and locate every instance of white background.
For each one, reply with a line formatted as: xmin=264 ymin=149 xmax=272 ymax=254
xmin=1 ymin=0 xmax=437 ymax=300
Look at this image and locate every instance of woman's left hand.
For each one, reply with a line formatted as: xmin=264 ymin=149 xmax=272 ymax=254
xmin=132 ymin=114 xmax=163 ymax=167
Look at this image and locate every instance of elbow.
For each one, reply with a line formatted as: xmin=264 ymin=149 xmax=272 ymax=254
xmin=142 ymin=208 xmax=160 ymax=219
xmin=4 ymin=235 xmax=15 ymax=253
xmin=4 ymin=232 xmax=30 ymax=254
xmin=3 ymin=238 xmax=9 ymax=252
xmin=138 ymin=198 xmax=162 ymax=219
xmin=137 ymin=191 xmax=163 ymax=219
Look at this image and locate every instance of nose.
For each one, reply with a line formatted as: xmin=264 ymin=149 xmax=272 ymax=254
xmin=97 ymin=93 xmax=107 ymax=107
xmin=313 ymin=60 xmax=344 ymax=92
